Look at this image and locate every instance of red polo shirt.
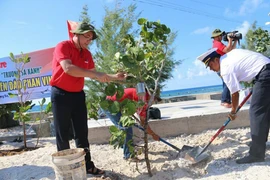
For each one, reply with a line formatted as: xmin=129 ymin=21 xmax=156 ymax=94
xmin=212 ymin=40 xmax=226 ymax=56
xmin=50 ymin=40 xmax=95 ymax=92
xmin=107 ymin=88 xmax=150 ymax=118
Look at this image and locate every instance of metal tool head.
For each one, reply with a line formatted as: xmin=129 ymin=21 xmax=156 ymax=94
xmin=184 ymin=146 xmax=211 ymax=164
xmin=181 ymin=145 xmax=194 ymax=151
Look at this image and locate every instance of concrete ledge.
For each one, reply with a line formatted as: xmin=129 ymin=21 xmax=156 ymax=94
xmin=162 ymin=92 xmax=222 ymax=103
xmin=0 ymin=125 xmax=36 ymax=141
xmin=195 ymin=93 xmax=222 ymax=101
xmin=148 ymin=109 xmax=249 ymax=137
xmin=30 ymin=120 xmax=51 ymax=137
xmin=88 ymin=108 xmax=250 ymax=144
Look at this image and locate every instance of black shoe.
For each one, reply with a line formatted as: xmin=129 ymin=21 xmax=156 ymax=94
xmin=247 ymin=141 xmax=252 ymax=147
xmin=236 ymin=155 xmax=264 ymax=164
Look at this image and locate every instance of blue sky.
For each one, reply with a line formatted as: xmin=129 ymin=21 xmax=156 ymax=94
xmin=1 ymin=0 xmax=270 ymax=91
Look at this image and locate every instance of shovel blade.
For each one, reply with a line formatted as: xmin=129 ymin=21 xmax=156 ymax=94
xmin=181 ymin=145 xmax=194 ymax=151
xmin=184 ymin=146 xmax=210 ymax=164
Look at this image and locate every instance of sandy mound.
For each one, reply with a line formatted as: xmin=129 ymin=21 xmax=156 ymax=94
xmin=1 ymin=127 xmax=270 ymax=180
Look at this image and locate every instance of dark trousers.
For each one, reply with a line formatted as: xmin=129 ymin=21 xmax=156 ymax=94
xmin=217 ymin=72 xmax=231 ymax=104
xmin=249 ymin=64 xmax=270 ymax=159
xmin=221 ymin=81 xmax=231 ymax=104
xmin=51 ymin=86 xmax=91 ymax=163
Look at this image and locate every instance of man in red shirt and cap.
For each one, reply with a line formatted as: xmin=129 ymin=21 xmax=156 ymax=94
xmin=211 ymin=29 xmax=238 ymax=108
xmin=50 ymin=22 xmax=126 ymax=175
xmin=104 ymin=88 xmax=161 ymax=161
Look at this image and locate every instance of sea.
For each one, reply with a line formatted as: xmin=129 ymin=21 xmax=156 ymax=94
xmin=160 ymin=84 xmax=223 ymax=99
xmin=29 ymin=84 xmax=223 ymax=112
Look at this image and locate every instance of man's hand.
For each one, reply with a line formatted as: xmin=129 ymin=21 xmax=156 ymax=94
xmin=94 ymin=72 xmax=110 ymax=83
xmin=106 ymin=72 xmax=127 ymax=82
xmin=229 ymin=91 xmax=239 ymax=121
xmin=227 ymin=33 xmax=233 ymax=41
xmin=228 ymin=112 xmax=237 ymax=120
xmin=115 ymin=72 xmax=127 ymax=80
xmin=151 ymin=133 xmax=160 ymax=141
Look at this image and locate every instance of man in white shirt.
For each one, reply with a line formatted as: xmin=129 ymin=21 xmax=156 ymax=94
xmin=197 ymin=48 xmax=270 ymax=164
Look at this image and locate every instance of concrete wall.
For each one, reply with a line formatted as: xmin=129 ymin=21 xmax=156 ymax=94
xmin=30 ymin=120 xmax=52 ymax=137
xmin=162 ymin=93 xmax=222 ymax=103
xmin=88 ymin=109 xmax=250 ymax=144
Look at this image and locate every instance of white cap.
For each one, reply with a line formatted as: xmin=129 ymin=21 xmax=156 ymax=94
xmin=197 ymin=48 xmax=218 ymax=67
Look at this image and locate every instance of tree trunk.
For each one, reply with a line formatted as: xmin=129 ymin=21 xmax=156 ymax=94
xmin=144 ymin=109 xmax=152 ymax=177
xmin=23 ymin=121 xmax=27 ymax=148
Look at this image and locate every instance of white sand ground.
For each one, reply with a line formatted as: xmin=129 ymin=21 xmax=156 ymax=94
xmin=1 ymin=127 xmax=270 ymax=180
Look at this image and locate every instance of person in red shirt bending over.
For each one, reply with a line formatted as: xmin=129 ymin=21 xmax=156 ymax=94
xmin=104 ymin=88 xmax=161 ymax=161
xmin=50 ymin=22 xmax=126 ymax=175
xmin=211 ymin=29 xmax=238 ymax=108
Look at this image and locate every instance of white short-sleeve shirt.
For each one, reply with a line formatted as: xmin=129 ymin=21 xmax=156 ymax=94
xmin=220 ymin=49 xmax=270 ymax=94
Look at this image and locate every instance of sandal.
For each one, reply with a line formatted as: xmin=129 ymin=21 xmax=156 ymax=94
xmin=86 ymin=161 xmax=105 ymax=175
xmin=87 ymin=166 xmax=105 ymax=175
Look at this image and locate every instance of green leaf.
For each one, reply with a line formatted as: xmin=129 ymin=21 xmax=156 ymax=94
xmin=45 ymin=102 xmax=52 ymax=114
xmin=105 ymin=84 xmax=116 ymax=96
xmin=8 ymin=93 xmax=17 ymax=98
xmin=145 ymin=52 xmax=152 ymax=59
xmin=41 ymin=98 xmax=46 ymax=105
xmin=13 ymin=113 xmax=20 ymax=120
xmin=9 ymin=52 xmax=15 ymax=61
xmin=114 ymin=52 xmax=121 ymax=60
xmin=146 ymin=21 xmax=152 ymax=28
xmin=153 ymin=22 xmax=160 ymax=27
xmin=140 ymin=31 xmax=147 ymax=37
xmin=137 ymin=50 xmax=145 ymax=61
xmin=116 ymin=86 xmax=124 ymax=100
xmin=122 ymin=101 xmax=137 ymax=116
xmin=138 ymin=18 xmax=147 ymax=25
xmin=100 ymin=100 xmax=110 ymax=110
xmin=126 ymin=76 xmax=137 ymax=84
xmin=120 ymin=99 xmax=129 ymax=107
xmin=120 ymin=116 xmax=135 ymax=127
xmin=108 ymin=101 xmax=120 ymax=114
xmin=122 ymin=58 xmax=136 ymax=68
xmin=109 ymin=125 xmax=119 ymax=133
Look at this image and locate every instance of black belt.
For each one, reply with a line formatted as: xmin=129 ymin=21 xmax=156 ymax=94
xmin=52 ymin=86 xmax=83 ymax=94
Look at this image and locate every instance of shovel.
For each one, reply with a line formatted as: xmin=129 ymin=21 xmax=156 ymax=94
xmin=134 ymin=124 xmax=193 ymax=153
xmin=185 ymin=90 xmax=253 ymax=164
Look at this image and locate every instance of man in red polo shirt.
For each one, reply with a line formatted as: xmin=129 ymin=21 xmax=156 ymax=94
xmin=104 ymin=88 xmax=160 ymax=161
xmin=211 ymin=29 xmax=238 ymax=108
xmin=50 ymin=22 xmax=125 ymax=175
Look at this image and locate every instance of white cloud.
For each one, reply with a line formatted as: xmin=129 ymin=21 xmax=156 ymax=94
xmin=191 ymin=27 xmax=211 ymax=35
xmin=239 ymin=0 xmax=263 ymax=16
xmin=186 ymin=59 xmax=213 ymax=79
xmin=177 ymin=73 xmax=183 ymax=79
xmin=224 ymin=0 xmax=265 ymax=17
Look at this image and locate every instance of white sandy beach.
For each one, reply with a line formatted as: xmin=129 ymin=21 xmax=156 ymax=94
xmin=1 ymin=127 xmax=270 ymax=180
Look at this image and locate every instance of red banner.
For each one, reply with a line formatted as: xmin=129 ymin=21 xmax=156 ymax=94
xmin=0 ymin=48 xmax=54 ymax=104
xmin=0 ymin=20 xmax=78 ymax=104
xmin=67 ymin=20 xmax=78 ymax=40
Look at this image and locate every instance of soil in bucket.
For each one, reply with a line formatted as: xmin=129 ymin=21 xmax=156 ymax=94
xmin=52 ymin=148 xmax=86 ymax=180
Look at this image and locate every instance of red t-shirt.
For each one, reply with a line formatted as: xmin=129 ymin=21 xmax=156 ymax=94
xmin=212 ymin=40 xmax=226 ymax=56
xmin=107 ymin=88 xmax=150 ymax=118
xmin=50 ymin=40 xmax=95 ymax=92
